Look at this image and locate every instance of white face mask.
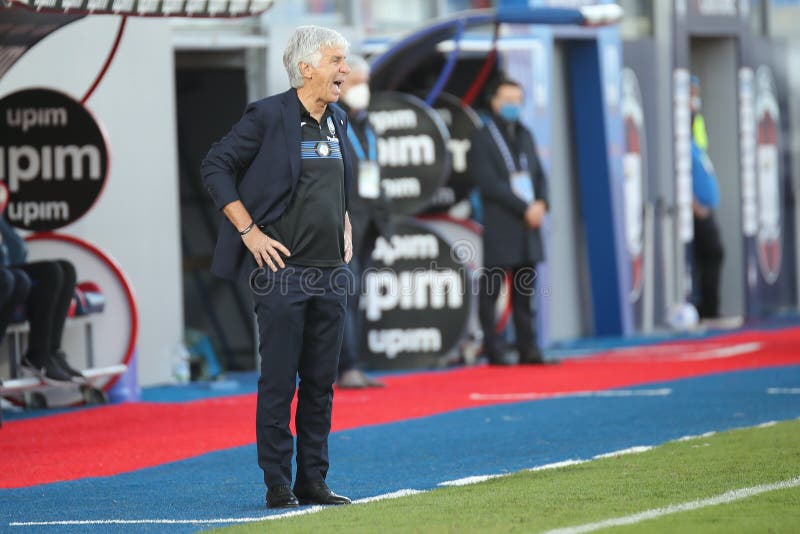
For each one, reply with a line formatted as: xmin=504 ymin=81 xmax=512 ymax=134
xmin=691 ymin=96 xmax=702 ymax=112
xmin=342 ymin=82 xmax=370 ymax=111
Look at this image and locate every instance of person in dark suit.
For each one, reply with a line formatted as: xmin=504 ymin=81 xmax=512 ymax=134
xmin=468 ymin=76 xmax=549 ymax=366
xmin=201 ymin=25 xmax=354 ymax=509
xmin=335 ymin=55 xmax=391 ymax=389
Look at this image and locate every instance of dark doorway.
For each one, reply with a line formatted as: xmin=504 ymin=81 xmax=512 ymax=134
xmin=689 ymin=37 xmax=743 ymax=319
xmin=175 ymin=51 xmax=256 ymax=371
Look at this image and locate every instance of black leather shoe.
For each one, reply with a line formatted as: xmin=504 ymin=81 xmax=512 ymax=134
xmin=22 ymin=357 xmax=73 ymax=382
xmin=266 ymin=485 xmax=299 ymax=509
xmin=51 ymin=350 xmax=87 ymax=383
xmin=487 ymin=352 xmax=513 ymax=366
xmin=293 ymin=480 xmax=351 ymax=505
xmin=519 ymin=347 xmax=546 ymax=365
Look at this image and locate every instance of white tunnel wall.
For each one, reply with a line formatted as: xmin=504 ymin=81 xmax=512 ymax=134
xmin=0 ymin=16 xmax=184 ymax=386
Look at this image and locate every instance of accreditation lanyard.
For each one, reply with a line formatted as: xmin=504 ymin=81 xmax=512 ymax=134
xmin=485 ymin=117 xmax=528 ymax=174
xmin=346 ymin=123 xmax=377 ymax=162
xmin=486 ymin=117 xmax=535 ymax=203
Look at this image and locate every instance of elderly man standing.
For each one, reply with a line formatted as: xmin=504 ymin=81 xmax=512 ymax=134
xmin=201 ymin=26 xmax=353 ymax=509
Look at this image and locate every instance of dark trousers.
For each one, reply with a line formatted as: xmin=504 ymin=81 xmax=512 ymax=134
xmin=252 ymin=266 xmax=346 ymax=489
xmin=692 ymin=214 xmax=724 ymax=319
xmin=338 ymin=223 xmax=379 ymax=374
xmin=14 ymin=260 xmax=76 ymax=363
xmin=338 ymin=257 xmax=362 ymax=374
xmin=0 ymin=268 xmax=31 ymax=345
xmin=478 ymin=265 xmax=538 ymax=360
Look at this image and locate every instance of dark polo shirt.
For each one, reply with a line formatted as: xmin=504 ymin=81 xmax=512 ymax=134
xmin=265 ymin=99 xmax=346 ymax=267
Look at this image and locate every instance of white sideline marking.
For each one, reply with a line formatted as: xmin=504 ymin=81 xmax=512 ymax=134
xmin=540 ymin=476 xmax=800 ymax=534
xmin=261 ymin=506 xmax=325 ymax=521
xmin=353 ymin=489 xmax=423 ymax=503
xmin=756 ymin=421 xmax=777 ymax=428
xmin=593 ymin=446 xmax=652 ymax=459
xmin=440 ymin=474 xmax=502 ymax=487
xmin=441 ymin=460 xmax=588 ymax=487
xmin=8 ymin=489 xmax=421 ymax=527
xmin=767 ymin=387 xmax=800 ymax=395
xmin=469 ymin=388 xmax=671 ymax=401
xmin=9 ymin=516 xmax=318 ymax=526
xmin=528 ymin=459 xmax=588 ymax=472
xmin=676 ymin=431 xmax=716 ymax=442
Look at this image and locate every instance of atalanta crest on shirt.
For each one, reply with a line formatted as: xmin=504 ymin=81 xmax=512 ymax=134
xmin=300 ymin=139 xmax=341 ymax=159
xmin=316 ymin=142 xmax=331 ymax=157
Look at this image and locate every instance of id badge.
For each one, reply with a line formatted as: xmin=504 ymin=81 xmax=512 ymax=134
xmin=510 ymin=171 xmax=535 ymax=203
xmin=358 ymin=161 xmax=381 ymax=199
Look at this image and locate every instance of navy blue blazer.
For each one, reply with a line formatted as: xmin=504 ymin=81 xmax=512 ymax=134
xmin=201 ymin=88 xmax=354 ymax=282
xmin=468 ymin=118 xmax=549 ymax=268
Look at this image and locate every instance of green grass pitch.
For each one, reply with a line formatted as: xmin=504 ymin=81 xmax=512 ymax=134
xmin=214 ymin=419 xmax=800 ymax=533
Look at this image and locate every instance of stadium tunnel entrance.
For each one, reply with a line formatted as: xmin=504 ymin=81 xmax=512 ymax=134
xmin=671 ymin=2 xmax=799 ymax=325
xmin=174 ymin=50 xmax=263 ymax=372
xmin=689 ymin=37 xmax=744 ymax=320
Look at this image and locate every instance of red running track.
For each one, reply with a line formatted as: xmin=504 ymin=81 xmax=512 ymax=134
xmin=2 ymin=327 xmax=799 ymax=489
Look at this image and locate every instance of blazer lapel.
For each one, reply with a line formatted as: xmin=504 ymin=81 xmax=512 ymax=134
xmin=333 ymin=112 xmax=350 ymax=171
xmin=332 ymin=108 xmax=353 ymax=205
xmin=280 ymin=89 xmax=302 ymax=184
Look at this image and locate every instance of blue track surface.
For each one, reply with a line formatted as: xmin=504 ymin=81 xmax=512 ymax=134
xmin=2 ymin=365 xmax=799 ymax=533
xmin=547 ymin=315 xmax=800 ymax=356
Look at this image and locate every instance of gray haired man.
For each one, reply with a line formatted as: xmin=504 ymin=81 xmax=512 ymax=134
xmin=201 ymin=26 xmax=354 ymax=508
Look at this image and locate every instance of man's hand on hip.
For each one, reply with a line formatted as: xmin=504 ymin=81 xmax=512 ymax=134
xmin=524 ymin=200 xmax=547 ymax=229
xmin=242 ymin=228 xmax=291 ymax=272
xmin=344 ymin=211 xmax=353 ymax=263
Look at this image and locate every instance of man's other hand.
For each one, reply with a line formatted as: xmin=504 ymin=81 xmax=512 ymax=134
xmin=344 ymin=229 xmax=353 ymax=263
xmin=344 ymin=211 xmax=353 ymax=263
xmin=693 ymin=199 xmax=710 ymax=219
xmin=242 ymin=228 xmax=290 ymax=272
xmin=524 ymin=201 xmax=546 ymax=229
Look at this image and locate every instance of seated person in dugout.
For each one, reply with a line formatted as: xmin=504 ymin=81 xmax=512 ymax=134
xmin=0 ymin=218 xmax=84 ymax=382
xmin=0 ymin=265 xmax=30 ymax=357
